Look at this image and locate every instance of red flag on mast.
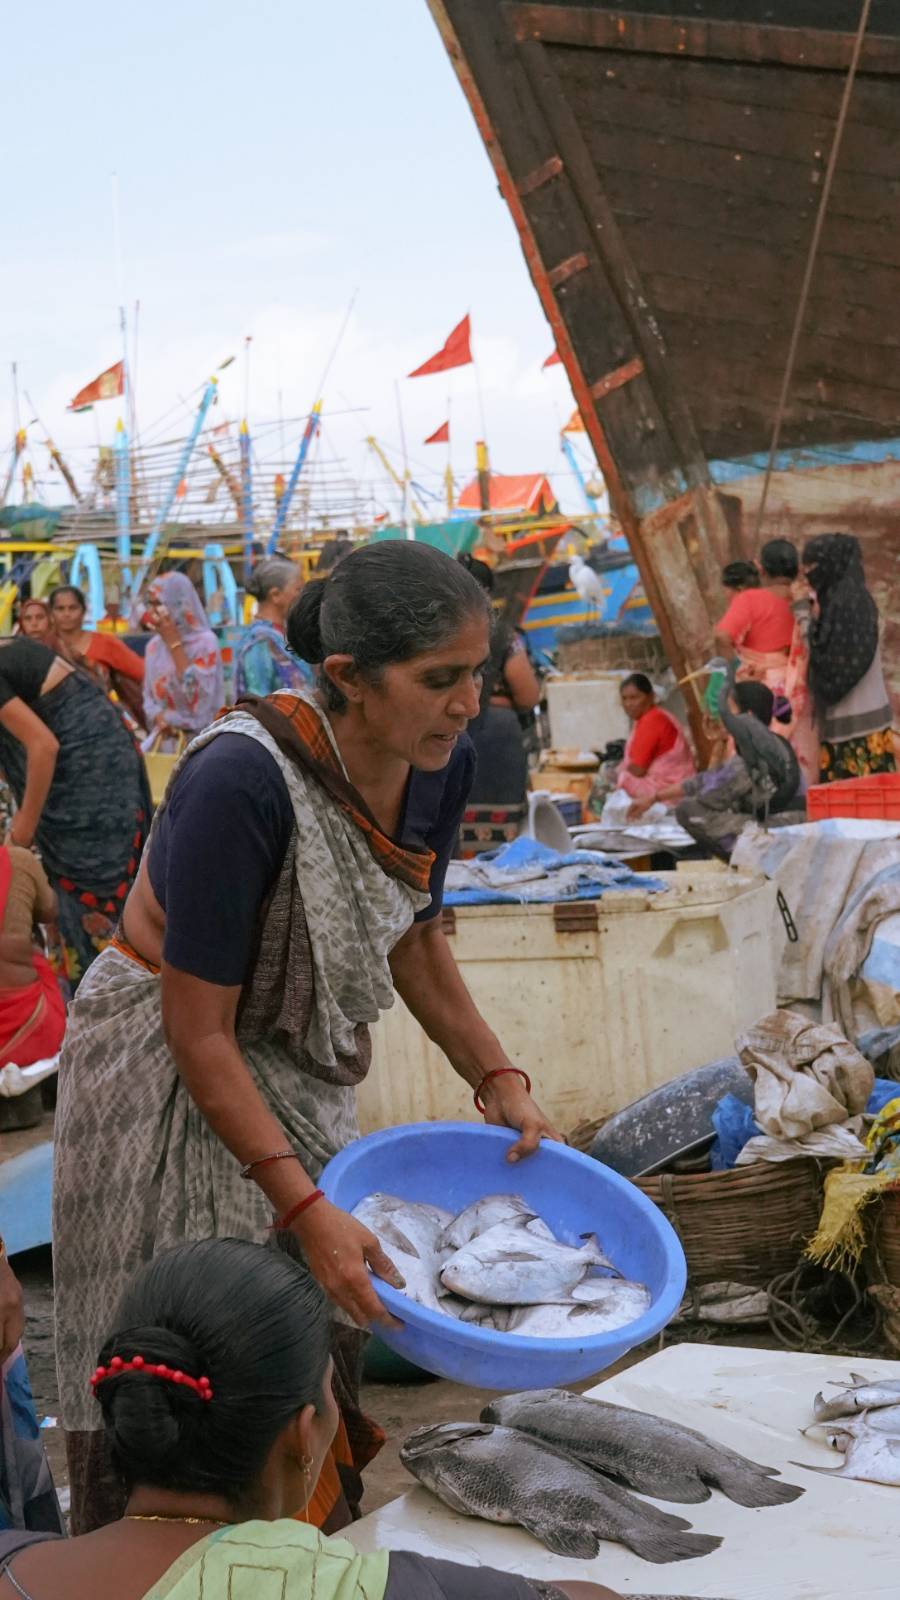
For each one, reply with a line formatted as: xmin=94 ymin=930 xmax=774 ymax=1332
xmin=408 ymin=316 xmax=472 ymax=378
xmin=542 ymin=349 xmax=562 ymax=369
xmin=424 ymin=420 xmax=450 ymax=445
xmin=68 ymin=359 xmax=125 ymax=412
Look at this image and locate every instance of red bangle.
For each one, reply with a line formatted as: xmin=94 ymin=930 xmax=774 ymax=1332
xmin=271 ymin=1189 xmax=325 ymax=1231
xmin=240 ymin=1150 xmax=298 ymax=1181
xmin=474 ymin=1067 xmax=532 ymax=1115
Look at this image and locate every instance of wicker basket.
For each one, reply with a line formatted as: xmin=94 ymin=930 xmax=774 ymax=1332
xmin=636 ymin=1160 xmax=831 ymax=1288
xmin=869 ymin=1189 xmax=900 ymax=1287
xmin=556 ymin=631 xmax=668 ymax=677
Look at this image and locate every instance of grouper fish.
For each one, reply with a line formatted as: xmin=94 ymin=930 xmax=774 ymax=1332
xmin=400 ymin=1422 xmax=722 ymax=1563
xmin=483 ymin=1390 xmax=804 ymax=1509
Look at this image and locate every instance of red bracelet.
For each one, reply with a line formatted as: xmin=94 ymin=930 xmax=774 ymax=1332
xmin=271 ymin=1189 xmax=325 ymax=1231
xmin=474 ymin=1067 xmax=533 ymax=1115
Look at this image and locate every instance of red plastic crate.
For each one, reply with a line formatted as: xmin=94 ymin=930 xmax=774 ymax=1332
xmin=807 ymin=772 xmax=900 ymax=822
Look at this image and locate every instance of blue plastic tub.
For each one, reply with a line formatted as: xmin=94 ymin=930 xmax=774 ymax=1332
xmin=320 ymin=1123 xmax=686 ymax=1389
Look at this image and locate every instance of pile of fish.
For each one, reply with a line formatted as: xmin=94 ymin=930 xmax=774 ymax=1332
xmin=352 ymin=1191 xmax=650 ymax=1337
xmin=401 ymin=1387 xmax=803 ymax=1564
xmin=800 ymin=1373 xmax=900 ymax=1486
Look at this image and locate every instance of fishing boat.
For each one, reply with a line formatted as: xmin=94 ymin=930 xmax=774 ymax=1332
xmin=425 ymin=0 xmax=900 ymax=740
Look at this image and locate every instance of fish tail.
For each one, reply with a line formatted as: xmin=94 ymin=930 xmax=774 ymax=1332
xmin=627 ymin=1527 xmax=723 ymax=1564
xmin=789 ymin=1458 xmax=846 ymax=1478
xmin=712 ymin=1463 xmax=805 ymax=1507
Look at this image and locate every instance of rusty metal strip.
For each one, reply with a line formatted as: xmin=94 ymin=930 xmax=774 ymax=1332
xmin=553 ymin=901 xmax=599 ymax=934
xmin=548 ymin=251 xmax=588 ymax=287
xmin=516 ymin=154 xmax=563 ymax=195
xmin=590 ymin=356 xmax=644 ymax=401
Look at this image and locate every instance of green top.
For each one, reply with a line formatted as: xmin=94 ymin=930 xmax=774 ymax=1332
xmin=143 ymin=1519 xmax=389 ymax=1600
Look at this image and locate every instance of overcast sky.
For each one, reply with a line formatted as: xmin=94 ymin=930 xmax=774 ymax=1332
xmin=0 ymin=0 xmax=598 ymax=521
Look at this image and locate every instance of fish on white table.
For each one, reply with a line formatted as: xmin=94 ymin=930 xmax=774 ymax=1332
xmin=400 ymin=1421 xmax=722 ymax=1564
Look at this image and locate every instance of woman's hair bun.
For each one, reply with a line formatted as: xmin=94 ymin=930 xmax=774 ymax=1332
xmin=286 ymin=578 xmax=326 ymax=663
xmin=96 ymin=1325 xmax=204 ymax=1476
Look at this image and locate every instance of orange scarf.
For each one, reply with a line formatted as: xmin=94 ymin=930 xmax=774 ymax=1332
xmin=236 ymin=692 xmax=435 ymax=896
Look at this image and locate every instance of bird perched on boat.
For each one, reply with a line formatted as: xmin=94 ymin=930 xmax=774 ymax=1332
xmin=569 ymin=553 xmax=606 ymax=609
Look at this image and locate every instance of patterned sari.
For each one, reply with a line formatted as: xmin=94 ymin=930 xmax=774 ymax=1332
xmin=54 ymin=692 xmax=430 ymax=1534
xmin=0 ymin=673 xmax=150 ymax=989
xmin=142 ymin=574 xmax=224 ymax=745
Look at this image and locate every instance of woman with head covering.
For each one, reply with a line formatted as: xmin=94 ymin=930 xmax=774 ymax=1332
xmin=802 ymin=533 xmax=896 ymax=783
xmin=142 ymin=573 xmax=224 ymax=749
xmin=52 ymin=541 xmax=558 ymax=1537
xmin=0 ymin=1240 xmax=616 ymax=1600
xmin=234 ymin=556 xmax=312 ymax=699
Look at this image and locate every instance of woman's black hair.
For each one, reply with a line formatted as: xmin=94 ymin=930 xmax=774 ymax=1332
xmin=620 ymin=672 xmax=654 ymax=697
xmin=287 ymin=539 xmax=491 ymax=711
xmin=760 ymin=539 xmax=799 ymax=581
xmin=49 ymin=584 xmax=87 ymax=613
xmin=734 ymin=680 xmax=779 ymax=725
xmin=94 ymin=1239 xmax=330 ymax=1511
xmin=722 ymin=561 xmax=760 ymax=591
xmin=457 ymin=552 xmax=495 ymax=593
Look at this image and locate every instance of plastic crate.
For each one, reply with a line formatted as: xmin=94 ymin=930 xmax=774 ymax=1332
xmin=807 ymin=772 xmax=900 ymax=822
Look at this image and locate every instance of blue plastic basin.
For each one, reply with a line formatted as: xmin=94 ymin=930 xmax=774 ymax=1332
xmin=320 ymin=1123 xmax=686 ymax=1389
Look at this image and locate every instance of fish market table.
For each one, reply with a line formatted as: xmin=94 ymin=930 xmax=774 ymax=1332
xmin=347 ymin=1343 xmax=900 ymax=1598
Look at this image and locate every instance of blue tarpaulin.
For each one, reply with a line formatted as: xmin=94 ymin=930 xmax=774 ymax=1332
xmin=444 ymin=835 xmax=664 ymax=907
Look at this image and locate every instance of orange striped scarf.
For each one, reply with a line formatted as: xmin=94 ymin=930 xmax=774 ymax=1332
xmin=235 ymin=692 xmax=435 ymax=896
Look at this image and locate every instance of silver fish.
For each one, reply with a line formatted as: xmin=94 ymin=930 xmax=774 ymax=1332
xmin=440 ymin=1193 xmax=555 ymax=1250
xmin=803 ymin=1405 xmax=900 ymax=1446
xmin=440 ymin=1220 xmax=602 ymax=1305
xmin=813 ymin=1374 xmax=900 ymax=1422
xmin=508 ymin=1281 xmax=651 ymax=1339
xmin=795 ymin=1427 xmax=900 ymax=1486
xmin=352 ymin=1193 xmax=454 ymax=1314
xmin=483 ymin=1390 xmax=804 ymax=1509
xmin=400 ymin=1422 xmax=722 ymax=1563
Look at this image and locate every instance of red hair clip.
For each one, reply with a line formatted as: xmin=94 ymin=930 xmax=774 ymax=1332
xmin=90 ymin=1354 xmax=213 ymax=1402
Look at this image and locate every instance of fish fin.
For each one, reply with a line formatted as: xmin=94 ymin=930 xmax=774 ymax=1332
xmin=519 ymin=1515 xmax=598 ymax=1559
xmin=789 ymin=1459 xmax=847 ymax=1478
xmin=377 ymin=1221 xmax=421 ymax=1259
xmin=626 ymin=1528 xmax=723 ymax=1565
xmin=849 ymin=1372 xmax=870 ymax=1384
xmin=711 ymin=1465 xmax=804 ymax=1507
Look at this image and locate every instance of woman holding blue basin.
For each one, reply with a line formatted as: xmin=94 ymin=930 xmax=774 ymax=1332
xmin=53 ymin=541 xmax=560 ymax=1536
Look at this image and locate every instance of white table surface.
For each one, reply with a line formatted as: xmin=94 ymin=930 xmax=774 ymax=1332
xmin=346 ymin=1342 xmax=900 ymax=1598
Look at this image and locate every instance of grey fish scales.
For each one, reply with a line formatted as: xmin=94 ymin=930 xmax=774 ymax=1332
xmin=400 ymin=1422 xmax=722 ymax=1564
xmin=483 ymin=1390 xmax=804 ymax=1509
